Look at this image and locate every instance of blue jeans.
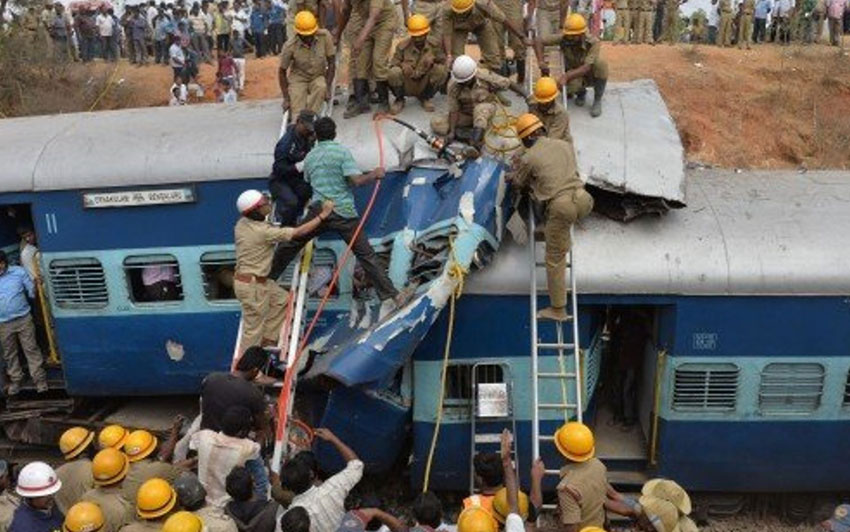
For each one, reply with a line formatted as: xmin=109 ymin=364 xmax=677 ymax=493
xmin=245 ymin=457 xmax=270 ymax=499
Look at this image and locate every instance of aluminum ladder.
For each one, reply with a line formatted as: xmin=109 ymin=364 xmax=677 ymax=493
xmin=528 ymin=216 xmax=583 ymax=508
xmin=469 ymin=362 xmax=519 ymax=494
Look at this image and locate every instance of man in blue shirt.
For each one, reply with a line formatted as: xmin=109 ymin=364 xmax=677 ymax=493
xmin=0 ymin=251 xmax=48 ymax=396
xmin=269 ymin=117 xmax=412 ymax=308
xmin=753 ymin=0 xmax=772 ymax=41
xmin=268 ymin=110 xmax=316 ymax=235
xmin=267 ymin=0 xmax=285 ymax=54
xmin=250 ymin=0 xmax=269 ymax=57
xmin=8 ymin=462 xmax=64 ymax=532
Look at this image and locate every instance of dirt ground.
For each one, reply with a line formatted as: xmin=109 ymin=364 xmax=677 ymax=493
xmin=40 ymin=42 xmax=850 ymax=170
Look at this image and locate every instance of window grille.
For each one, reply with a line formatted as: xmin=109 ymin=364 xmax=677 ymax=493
xmin=48 ymin=258 xmax=108 ymax=309
xmin=759 ymin=363 xmax=825 ymax=415
xmin=672 ymin=363 xmax=739 ymax=411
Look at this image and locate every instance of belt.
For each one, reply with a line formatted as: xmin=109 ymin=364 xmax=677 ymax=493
xmin=235 ymin=272 xmax=268 ymax=284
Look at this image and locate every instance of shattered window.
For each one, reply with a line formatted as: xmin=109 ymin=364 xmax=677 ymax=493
xmin=200 ymin=251 xmax=236 ymax=301
xmin=124 ymin=255 xmax=184 ymax=303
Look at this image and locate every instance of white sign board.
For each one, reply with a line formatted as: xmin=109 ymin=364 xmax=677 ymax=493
xmin=83 ymin=188 xmax=195 ymax=209
xmin=476 ymin=382 xmax=510 ymax=418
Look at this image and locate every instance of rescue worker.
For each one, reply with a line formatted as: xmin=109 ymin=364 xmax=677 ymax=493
xmin=717 ymin=0 xmax=733 ymax=45
xmin=162 ymin=513 xmax=204 ymax=532
xmin=491 ymin=487 xmax=530 ymax=525
xmin=462 ymin=453 xmax=503 ymax=512
xmin=173 ymin=473 xmax=237 ymax=532
xmin=268 ymin=110 xmax=317 ymax=233
xmin=528 ymin=0 xmax=567 ymax=48
xmin=9 ymin=462 xmax=64 ymax=532
xmin=492 ymin=0 xmax=526 ymax=81
xmin=334 ymin=0 xmax=399 ymax=116
xmin=551 ymin=422 xmax=608 ymax=531
xmin=97 ymin=426 xmax=129 ymax=451
xmin=118 ymin=479 xmax=177 ymax=532
xmin=410 ymin=0 xmax=445 ymax=51
xmin=536 ymin=14 xmax=608 ymax=118
xmin=629 ymin=0 xmax=641 ymax=42
xmin=122 ymin=424 xmax=185 ymax=503
xmin=233 ymin=189 xmax=333 ymax=351
xmin=55 ymin=428 xmax=96 ymax=515
xmin=63 ymin=502 xmax=105 ymax=532
xmin=455 ymin=507 xmax=495 ymax=532
xmin=0 ymin=461 xmax=20 ymax=532
xmin=285 ymin=0 xmax=329 ymax=36
xmin=279 ymin=11 xmax=336 ymax=118
xmin=614 ymin=0 xmax=632 ymax=43
xmin=528 ymin=77 xmax=572 ymax=143
xmin=510 ymin=114 xmax=593 ymax=321
xmin=661 ymin=0 xmax=683 ymax=43
xmin=387 ymin=15 xmax=448 ymax=114
xmin=441 ymin=0 xmax=527 ymax=72
xmin=637 ymin=0 xmax=655 ymax=43
xmin=737 ymin=0 xmax=754 ymax=48
xmin=82 ymin=449 xmax=133 ymax=532
xmin=431 ymin=55 xmax=527 ymax=151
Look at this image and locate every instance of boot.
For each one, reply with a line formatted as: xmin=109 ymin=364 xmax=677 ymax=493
xmin=344 ymin=79 xmax=369 ymax=119
xmin=574 ymin=89 xmax=587 ymax=107
xmin=537 ymin=306 xmax=570 ymax=321
xmin=375 ymin=80 xmax=390 ymax=113
xmin=500 ymin=60 xmax=510 ymax=77
xmin=389 ymin=84 xmax=405 ymax=114
xmin=420 ymin=84 xmax=436 ymax=112
xmin=470 ymin=126 xmax=485 ymax=152
xmin=516 ymin=59 xmax=526 ymax=85
xmin=590 ymin=78 xmax=606 ymax=118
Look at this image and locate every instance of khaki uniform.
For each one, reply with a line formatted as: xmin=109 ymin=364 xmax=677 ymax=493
xmin=492 ymin=0 xmax=523 ymax=63
xmin=280 ymin=30 xmax=335 ymax=116
xmin=118 ymin=520 xmax=162 ymax=532
xmin=662 ymin=0 xmax=679 ymax=42
xmin=431 ymin=68 xmax=512 ymax=134
xmin=234 ymin=217 xmax=294 ymax=350
xmin=82 ymin=486 xmax=134 ymax=532
xmin=413 ymin=0 xmax=446 ymax=50
xmin=717 ymin=0 xmax=733 ymax=45
xmin=557 ymin=458 xmax=608 ymax=529
xmin=812 ymin=0 xmax=825 ymax=42
xmin=512 ymin=137 xmax=592 ymax=309
xmin=737 ymin=0 xmax=754 ymax=47
xmin=0 ymin=315 xmax=47 ymax=391
xmin=122 ymin=459 xmax=180 ymax=504
xmin=614 ymin=0 xmax=631 ymax=42
xmin=0 ymin=492 xmax=20 ymax=532
xmin=387 ymin=38 xmax=448 ymax=97
xmin=350 ymin=0 xmax=398 ymax=81
xmin=195 ymin=506 xmax=238 ymax=532
xmin=541 ymin=35 xmax=608 ymax=94
xmin=637 ymin=0 xmax=654 ymax=43
xmin=629 ymin=0 xmax=641 ymax=42
xmin=442 ymin=0 xmax=506 ymax=70
xmin=286 ymin=0 xmax=320 ymax=36
xmin=528 ymin=101 xmax=572 ymax=143
xmin=55 ymin=459 xmax=94 ymax=515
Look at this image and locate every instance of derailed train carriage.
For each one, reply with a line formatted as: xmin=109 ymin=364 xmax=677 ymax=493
xmin=1 ymin=86 xmax=849 ymax=496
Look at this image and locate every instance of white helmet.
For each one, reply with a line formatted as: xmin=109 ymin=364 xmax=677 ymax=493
xmin=451 ymin=55 xmax=478 ymax=83
xmin=236 ymin=189 xmax=267 ymax=214
xmin=16 ymin=461 xmax=62 ymax=498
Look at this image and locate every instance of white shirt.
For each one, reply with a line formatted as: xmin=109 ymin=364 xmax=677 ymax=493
xmin=147 ymin=4 xmax=158 ymax=25
xmin=95 ymin=13 xmax=114 ymax=36
xmin=169 ymin=42 xmax=185 ymax=68
xmin=222 ymin=89 xmax=238 ymax=103
xmin=19 ymin=243 xmax=38 ymax=280
xmin=231 ymin=7 xmax=247 ymax=33
xmin=189 ymin=429 xmax=260 ymax=508
xmin=504 ymin=514 xmax=524 ymax=532
xmin=289 ymin=460 xmax=364 ymax=532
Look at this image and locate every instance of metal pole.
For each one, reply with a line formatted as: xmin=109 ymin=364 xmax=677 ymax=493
xmin=529 ymin=216 xmax=541 ymax=462
xmin=569 ymin=226 xmax=582 ymax=422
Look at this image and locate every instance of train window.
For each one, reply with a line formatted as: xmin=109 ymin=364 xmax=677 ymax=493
xmin=759 ymin=363 xmax=825 ymax=415
xmin=200 ymin=251 xmax=236 ymax=301
xmin=278 ymin=248 xmax=339 ymax=299
xmin=48 ymin=258 xmax=109 ymax=309
xmin=672 ymin=363 xmax=739 ymax=412
xmin=123 ymin=255 xmax=184 ymax=303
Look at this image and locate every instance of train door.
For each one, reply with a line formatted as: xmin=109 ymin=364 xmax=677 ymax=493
xmin=0 ymin=203 xmax=62 ymax=396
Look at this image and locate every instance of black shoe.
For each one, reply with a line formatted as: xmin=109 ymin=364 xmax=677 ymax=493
xmin=516 ymin=59 xmax=526 ymax=85
xmin=591 ymin=78 xmax=606 ymax=117
xmin=575 ymin=89 xmax=587 ymax=107
xmin=375 ymin=80 xmax=390 ymax=113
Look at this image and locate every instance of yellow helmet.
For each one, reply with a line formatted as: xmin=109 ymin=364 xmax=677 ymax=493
xmin=294 ymin=10 xmax=318 ymax=35
xmin=553 ymin=422 xmax=595 ymax=462
xmin=533 ymin=76 xmax=559 ymax=104
xmin=638 ymin=496 xmax=680 ymax=532
xmin=563 ymin=13 xmax=587 ymax=36
xmin=642 ymin=479 xmax=692 ymax=516
xmin=163 ymin=512 xmax=204 ymax=532
xmin=407 ymin=14 xmax=430 ymax=36
xmin=124 ymin=430 xmax=157 ymax=463
xmin=457 ymin=507 xmax=497 ymax=532
xmin=451 ymin=0 xmax=475 ymax=14
xmin=579 ymin=528 xmax=608 ymax=532
xmin=515 ymin=113 xmax=544 ymax=139
xmin=136 ymin=478 xmax=177 ymax=519
xmin=491 ymin=487 xmax=530 ymax=523
xmin=98 ymin=425 xmax=129 ymax=450
xmin=63 ymin=502 xmax=105 ymax=532
xmin=91 ymin=448 xmax=129 ymax=487
xmin=59 ymin=427 xmax=95 ymax=461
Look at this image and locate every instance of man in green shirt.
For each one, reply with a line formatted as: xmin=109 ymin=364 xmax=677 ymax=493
xmin=269 ymin=117 xmax=409 ymax=307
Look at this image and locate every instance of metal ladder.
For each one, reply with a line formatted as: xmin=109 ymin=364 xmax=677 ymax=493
xmin=469 ymin=362 xmax=519 ymax=494
xmin=528 ymin=216 xmax=583 ymax=506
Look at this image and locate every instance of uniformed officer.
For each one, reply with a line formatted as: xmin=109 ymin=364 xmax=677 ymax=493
xmin=492 ymin=0 xmax=526 ymax=81
xmin=387 ymin=15 xmax=448 ymax=114
xmin=163 ymin=513 xmax=204 ymax=532
xmin=716 ymin=0 xmax=733 ymax=45
xmin=82 ymin=449 xmax=134 ymax=532
xmin=63 ymin=502 xmax=105 ymax=532
xmin=268 ymin=110 xmax=317 ymax=233
xmin=737 ymin=0 xmax=754 ymax=48
xmin=55 ymin=427 xmax=96 ymax=515
xmin=661 ymin=0 xmax=683 ymax=43
xmin=233 ymin=190 xmax=332 ymax=350
xmin=279 ymin=11 xmax=336 ymax=118
xmin=431 ymin=55 xmax=527 ymax=151
xmin=410 ymin=0 xmax=446 ymax=51
xmin=10 ymin=462 xmax=64 ymax=532
xmin=173 ymin=473 xmax=237 ymax=532
xmin=613 ymin=0 xmax=631 ymax=43
xmin=552 ymin=422 xmax=608 ymax=530
xmin=637 ymin=0 xmax=655 ymax=43
xmin=334 ymin=0 xmax=399 ymax=116
xmin=629 ymin=0 xmax=641 ymax=42
xmin=510 ymin=114 xmax=592 ymax=321
xmin=527 ymin=77 xmax=572 ymax=143
xmin=285 ymin=0 xmax=329 ymax=35
xmin=122 ymin=427 xmax=185 ymax=504
xmin=0 ymin=461 xmax=19 ymax=532
xmin=118 ymin=479 xmax=177 ymax=532
xmin=528 ymin=0 xmax=566 ymax=45
xmin=536 ymin=14 xmax=608 ymax=118
xmin=97 ymin=425 xmax=130 ymax=451
xmin=442 ymin=0 xmax=527 ymax=72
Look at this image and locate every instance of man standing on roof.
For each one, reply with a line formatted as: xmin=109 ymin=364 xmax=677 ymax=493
xmin=278 ymin=11 xmax=336 ymax=118
xmin=535 ymin=13 xmax=608 ymax=118
xmin=442 ymin=0 xmax=528 ymax=71
xmin=509 ymin=114 xmax=592 ymax=322
xmin=527 ymin=77 xmax=572 ymax=143
xmin=387 ymin=15 xmax=448 ymax=114
xmin=233 ymin=190 xmax=333 ymax=351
